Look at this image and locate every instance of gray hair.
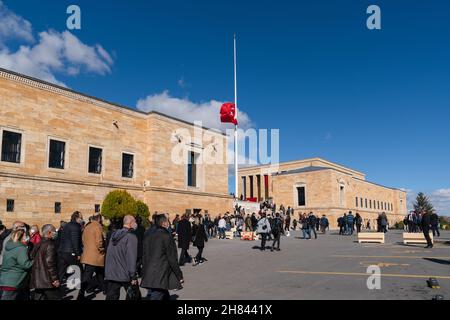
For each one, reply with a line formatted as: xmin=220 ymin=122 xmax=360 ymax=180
xmin=41 ymin=224 xmax=56 ymax=237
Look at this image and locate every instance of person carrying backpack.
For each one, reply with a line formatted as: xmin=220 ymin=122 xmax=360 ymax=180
xmin=256 ymin=212 xmax=271 ymax=251
xmin=308 ymin=212 xmax=317 ymax=239
xmin=271 ymin=213 xmax=283 ymax=252
xmin=346 ymin=212 xmax=355 ymax=235
xmin=320 ymin=215 xmax=329 ymax=234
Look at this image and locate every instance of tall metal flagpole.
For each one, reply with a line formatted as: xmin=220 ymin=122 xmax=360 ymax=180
xmin=234 ymin=34 xmax=239 ymax=200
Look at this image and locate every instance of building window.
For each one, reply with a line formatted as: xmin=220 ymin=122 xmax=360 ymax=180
xmin=49 ymin=139 xmax=66 ymax=169
xmin=339 ymin=185 xmax=345 ymax=206
xmin=6 ymin=199 xmax=14 ymax=212
xmin=95 ymin=204 xmax=101 ymax=213
xmin=88 ymin=147 xmax=103 ymax=174
xmin=122 ymin=153 xmax=134 ymax=178
xmin=187 ymin=151 xmax=197 ymax=187
xmin=54 ymin=202 xmax=61 ymax=214
xmin=355 ymin=197 xmax=358 ymax=207
xmin=369 ymin=200 xmax=372 ymax=209
xmin=365 ymin=198 xmax=368 ymax=208
xmin=360 ymin=198 xmax=363 ymax=207
xmin=1 ymin=130 xmax=22 ymax=163
xmin=377 ymin=201 xmax=380 ymax=209
xmin=297 ymin=186 xmax=306 ymax=206
xmin=249 ymin=176 xmax=254 ymax=198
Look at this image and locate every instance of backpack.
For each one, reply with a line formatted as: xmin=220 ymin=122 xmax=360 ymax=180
xmin=272 ymin=218 xmax=282 ymax=235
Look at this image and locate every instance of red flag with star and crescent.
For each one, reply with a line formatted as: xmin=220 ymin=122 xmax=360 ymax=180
xmin=220 ymin=102 xmax=238 ymax=125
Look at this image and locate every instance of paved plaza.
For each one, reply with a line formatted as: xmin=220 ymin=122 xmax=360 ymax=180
xmin=70 ymin=230 xmax=450 ymax=300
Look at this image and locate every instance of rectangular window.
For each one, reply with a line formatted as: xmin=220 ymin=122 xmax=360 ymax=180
xmin=48 ymin=139 xmax=66 ymax=169
xmin=377 ymin=201 xmax=380 ymax=209
xmin=122 ymin=153 xmax=134 ymax=178
xmin=54 ymin=202 xmax=61 ymax=214
xmin=88 ymin=147 xmax=103 ymax=174
xmin=369 ymin=200 xmax=372 ymax=209
xmin=355 ymin=197 xmax=358 ymax=207
xmin=360 ymin=198 xmax=363 ymax=207
xmin=187 ymin=151 xmax=197 ymax=187
xmin=95 ymin=204 xmax=101 ymax=213
xmin=1 ymin=130 xmax=22 ymax=163
xmin=6 ymin=199 xmax=14 ymax=212
xmin=365 ymin=198 xmax=368 ymax=208
xmin=297 ymin=187 xmax=306 ymax=206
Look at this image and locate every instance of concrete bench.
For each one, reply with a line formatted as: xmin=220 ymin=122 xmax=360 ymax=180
xmin=358 ymin=232 xmax=385 ymax=244
xmin=403 ymin=232 xmax=433 ymax=244
xmin=225 ymin=231 xmax=234 ymax=239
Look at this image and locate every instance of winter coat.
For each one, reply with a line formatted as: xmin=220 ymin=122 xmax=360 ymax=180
xmin=0 ymin=240 xmax=33 ymax=289
xmin=421 ymin=213 xmax=431 ymax=230
xmin=177 ymin=219 xmax=192 ymax=250
xmin=192 ymin=224 xmax=208 ymax=248
xmin=80 ymin=220 xmax=105 ymax=267
xmin=140 ymin=226 xmax=183 ymax=290
xmin=57 ymin=220 xmax=82 ymax=256
xmin=30 ymin=238 xmax=58 ymax=289
xmin=104 ymin=228 xmax=138 ymax=282
xmin=29 ymin=233 xmax=42 ymax=246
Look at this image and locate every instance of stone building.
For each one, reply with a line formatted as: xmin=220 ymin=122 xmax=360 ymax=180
xmin=238 ymin=158 xmax=407 ymax=228
xmin=0 ymin=68 xmax=232 ymax=227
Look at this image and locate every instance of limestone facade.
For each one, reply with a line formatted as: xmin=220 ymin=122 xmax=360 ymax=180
xmin=0 ymin=68 xmax=232 ymax=227
xmin=238 ymin=158 xmax=407 ymax=229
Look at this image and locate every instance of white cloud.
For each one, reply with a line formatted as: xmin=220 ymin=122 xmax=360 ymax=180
xmin=430 ymin=189 xmax=450 ymax=216
xmin=0 ymin=1 xmax=34 ymax=47
xmin=137 ymin=90 xmax=252 ymax=131
xmin=0 ymin=2 xmax=113 ymax=86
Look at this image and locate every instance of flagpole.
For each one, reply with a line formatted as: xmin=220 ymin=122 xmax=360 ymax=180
xmin=234 ymin=34 xmax=239 ymax=200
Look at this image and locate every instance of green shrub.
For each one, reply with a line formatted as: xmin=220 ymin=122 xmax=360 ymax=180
xmin=101 ymin=190 xmax=137 ymax=220
xmin=394 ymin=221 xmax=405 ymax=230
xmin=136 ymin=200 xmax=150 ymax=227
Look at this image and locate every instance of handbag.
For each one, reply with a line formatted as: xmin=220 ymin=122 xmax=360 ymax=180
xmin=126 ymin=284 xmax=142 ymax=300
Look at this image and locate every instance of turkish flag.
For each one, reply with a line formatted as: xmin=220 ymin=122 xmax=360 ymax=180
xmin=220 ymin=102 xmax=238 ymax=125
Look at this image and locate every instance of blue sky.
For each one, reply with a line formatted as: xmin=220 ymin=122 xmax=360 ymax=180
xmin=1 ymin=0 xmax=449 ymax=214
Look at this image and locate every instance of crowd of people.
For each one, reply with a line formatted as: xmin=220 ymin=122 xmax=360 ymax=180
xmin=403 ymin=210 xmax=440 ymax=237
xmin=0 ymin=203 xmax=443 ymax=300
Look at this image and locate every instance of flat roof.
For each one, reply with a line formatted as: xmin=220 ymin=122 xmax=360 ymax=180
xmin=0 ymin=67 xmax=226 ymax=136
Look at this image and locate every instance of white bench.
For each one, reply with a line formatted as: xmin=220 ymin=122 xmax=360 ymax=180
xmin=358 ymin=232 xmax=385 ymax=244
xmin=403 ymin=232 xmax=433 ymax=245
xmin=225 ymin=231 xmax=234 ymax=239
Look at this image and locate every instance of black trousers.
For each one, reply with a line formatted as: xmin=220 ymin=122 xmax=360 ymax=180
xmin=423 ymin=228 xmax=433 ymax=247
xmin=57 ymin=252 xmax=80 ymax=282
xmin=260 ymin=233 xmax=268 ymax=250
xmin=356 ymin=224 xmax=362 ymax=233
xmin=195 ymin=246 xmax=204 ymax=261
xmin=78 ymin=264 xmax=105 ymax=297
xmin=431 ymin=225 xmax=440 ymax=237
xmin=339 ymin=226 xmax=344 ymax=235
xmin=272 ymin=233 xmax=281 ymax=250
xmin=105 ymin=281 xmax=130 ymax=300
xmin=179 ymin=248 xmax=191 ymax=265
xmin=33 ymin=288 xmax=61 ymax=300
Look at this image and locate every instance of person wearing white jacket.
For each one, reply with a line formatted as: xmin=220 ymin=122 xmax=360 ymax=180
xmin=257 ymin=213 xmax=271 ymax=251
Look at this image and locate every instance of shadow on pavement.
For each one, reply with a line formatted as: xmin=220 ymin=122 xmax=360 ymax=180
xmin=423 ymin=258 xmax=450 ymax=265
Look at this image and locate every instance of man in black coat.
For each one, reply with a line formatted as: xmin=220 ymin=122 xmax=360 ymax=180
xmin=177 ymin=214 xmax=192 ymax=266
xmin=141 ymin=214 xmax=184 ymax=300
xmin=430 ymin=212 xmax=440 ymax=237
xmin=30 ymin=224 xmax=60 ymax=300
xmin=57 ymin=211 xmax=83 ymax=283
xmin=421 ymin=210 xmax=433 ymax=248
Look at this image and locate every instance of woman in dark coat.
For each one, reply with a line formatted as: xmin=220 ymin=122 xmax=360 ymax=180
xmin=192 ymin=219 xmax=208 ymax=266
xmin=177 ymin=215 xmax=192 ymax=266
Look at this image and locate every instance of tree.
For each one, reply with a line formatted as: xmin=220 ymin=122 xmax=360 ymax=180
xmin=413 ymin=192 xmax=435 ymax=214
xmin=135 ymin=200 xmax=150 ymax=222
xmin=101 ymin=190 xmax=137 ymax=220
